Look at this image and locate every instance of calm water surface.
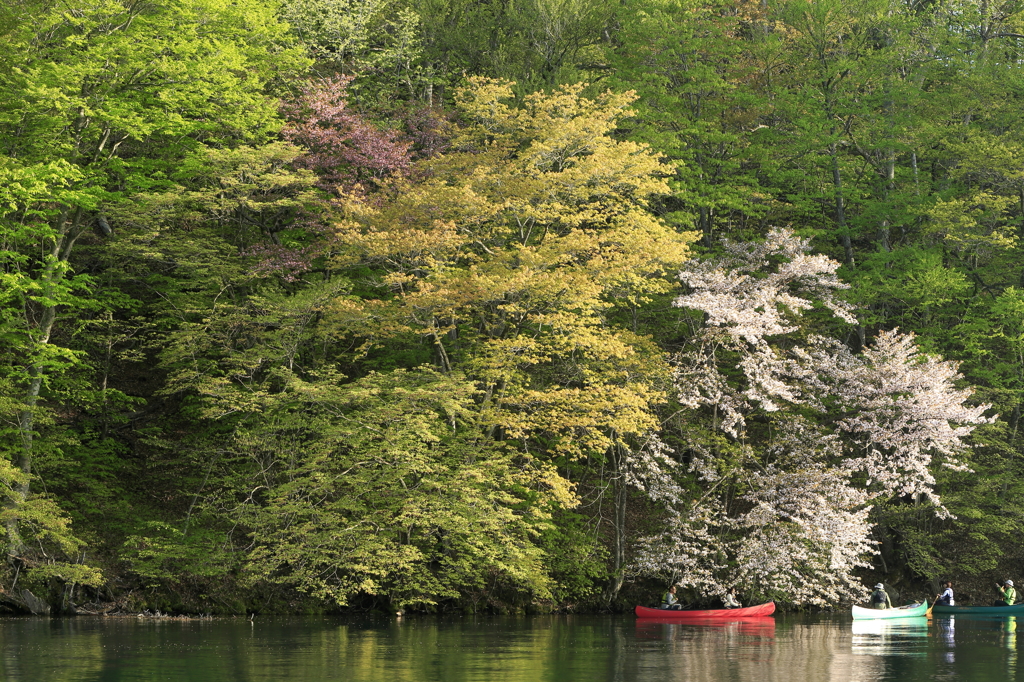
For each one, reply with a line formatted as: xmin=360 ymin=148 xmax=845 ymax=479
xmin=0 ymin=612 xmax=1019 ymax=681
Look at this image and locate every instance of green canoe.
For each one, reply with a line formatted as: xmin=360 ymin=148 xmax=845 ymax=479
xmin=852 ymin=601 xmax=929 ymax=620
xmin=932 ymin=603 xmax=1024 ymax=615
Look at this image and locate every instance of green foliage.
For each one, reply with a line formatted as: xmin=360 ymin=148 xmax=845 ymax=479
xmin=283 ymin=0 xmax=424 ymax=99
xmin=9 ymin=0 xmax=1024 ymax=613
xmin=123 ymin=522 xmax=238 ymax=584
xmin=606 ymin=0 xmax=770 ymax=244
xmin=536 ymin=510 xmax=608 ymax=604
xmin=846 ymin=248 xmax=970 ymax=339
xmin=0 ymin=0 xmax=309 ymax=600
xmin=23 ymin=562 xmax=104 ymax=589
xmin=0 ymin=454 xmax=102 ymax=586
xmin=234 ymin=368 xmax=556 ymax=608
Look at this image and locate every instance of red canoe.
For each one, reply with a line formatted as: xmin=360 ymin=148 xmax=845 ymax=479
xmin=635 ymin=601 xmax=776 ymax=618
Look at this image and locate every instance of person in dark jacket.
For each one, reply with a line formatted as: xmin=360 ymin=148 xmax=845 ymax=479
xmin=870 ymin=583 xmax=893 ymax=609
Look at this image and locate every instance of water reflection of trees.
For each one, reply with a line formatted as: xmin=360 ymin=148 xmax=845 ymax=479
xmin=625 ymin=617 xmax=930 ymax=682
xmin=0 ymin=614 xmax=1020 ymax=681
xmin=1 ymin=619 xmax=104 ymax=682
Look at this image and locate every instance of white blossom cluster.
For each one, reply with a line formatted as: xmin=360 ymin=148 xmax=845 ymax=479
xmin=630 ymin=229 xmax=992 ymax=605
xmin=622 ymin=432 xmax=687 ymax=503
xmin=629 ymin=497 xmax=731 ymax=595
xmin=795 ymin=332 xmax=993 ymax=505
xmin=676 ymin=227 xmax=857 ymax=343
xmin=732 ymin=421 xmax=876 ymax=605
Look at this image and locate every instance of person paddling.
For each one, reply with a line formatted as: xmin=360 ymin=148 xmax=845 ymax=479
xmin=661 ymin=585 xmax=682 ymax=610
xmin=934 ymin=581 xmax=954 ymax=607
xmin=723 ymin=590 xmax=742 ymax=609
xmin=870 ymin=583 xmax=892 ymax=609
xmin=995 ymin=580 xmax=1016 ymax=606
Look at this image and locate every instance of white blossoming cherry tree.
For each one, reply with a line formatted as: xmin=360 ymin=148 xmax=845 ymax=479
xmin=630 ymin=229 xmax=992 ymax=606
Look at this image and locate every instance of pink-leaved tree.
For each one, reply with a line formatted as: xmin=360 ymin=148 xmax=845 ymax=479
xmin=282 ymin=74 xmax=412 ymax=196
xmin=245 ymin=76 xmax=416 ymax=278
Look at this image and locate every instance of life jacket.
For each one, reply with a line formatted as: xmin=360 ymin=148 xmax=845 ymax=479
xmin=1006 ymin=587 xmax=1016 ymax=604
xmin=871 ymin=590 xmax=887 ymax=604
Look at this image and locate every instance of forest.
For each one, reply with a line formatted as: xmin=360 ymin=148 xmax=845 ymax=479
xmin=2 ymin=0 xmax=1024 ymax=615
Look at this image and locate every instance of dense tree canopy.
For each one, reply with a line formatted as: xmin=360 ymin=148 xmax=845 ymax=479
xmin=1 ymin=0 xmax=1022 ymax=614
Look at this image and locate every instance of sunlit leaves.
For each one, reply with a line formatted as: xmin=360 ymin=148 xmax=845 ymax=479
xmin=231 ymin=369 xmax=558 ymax=608
xmin=330 ymin=79 xmax=696 ymax=467
xmin=0 ymin=0 xmax=310 ymax=588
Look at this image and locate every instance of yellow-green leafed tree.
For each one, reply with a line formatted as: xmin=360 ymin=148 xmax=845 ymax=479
xmin=329 ymin=78 xmax=698 ymax=601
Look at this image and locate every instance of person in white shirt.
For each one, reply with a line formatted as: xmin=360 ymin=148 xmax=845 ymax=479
xmin=934 ymin=581 xmax=954 ymax=606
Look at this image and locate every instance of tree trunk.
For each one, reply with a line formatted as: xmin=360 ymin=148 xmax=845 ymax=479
xmin=605 ymin=445 xmax=628 ymax=605
xmin=698 ymin=206 xmax=713 ymax=248
xmin=7 ymin=215 xmax=82 ymax=557
xmin=878 ymin=152 xmax=895 ymax=252
xmin=0 ymin=589 xmax=51 ymax=615
xmin=830 ymin=144 xmax=855 ymax=268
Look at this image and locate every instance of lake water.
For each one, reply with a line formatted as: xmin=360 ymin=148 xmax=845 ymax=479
xmin=0 ymin=612 xmax=1017 ymax=681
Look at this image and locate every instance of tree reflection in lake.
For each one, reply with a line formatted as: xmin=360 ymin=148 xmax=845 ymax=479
xmin=0 ymin=612 xmax=1020 ymax=681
